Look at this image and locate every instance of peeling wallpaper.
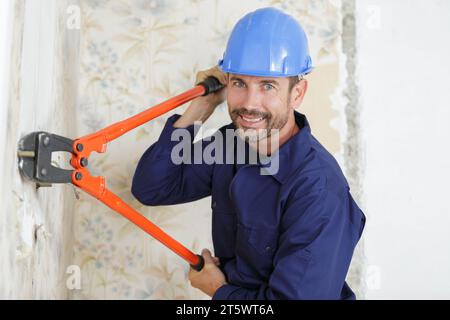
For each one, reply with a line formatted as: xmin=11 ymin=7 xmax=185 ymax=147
xmin=0 ymin=0 xmax=80 ymax=299
xmin=72 ymin=0 xmax=364 ymax=299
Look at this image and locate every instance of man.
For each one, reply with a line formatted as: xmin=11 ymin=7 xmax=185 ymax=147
xmin=131 ymin=7 xmax=365 ymax=300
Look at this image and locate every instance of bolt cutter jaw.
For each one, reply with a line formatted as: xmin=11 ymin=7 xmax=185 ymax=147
xmin=17 ymin=131 xmax=74 ymax=185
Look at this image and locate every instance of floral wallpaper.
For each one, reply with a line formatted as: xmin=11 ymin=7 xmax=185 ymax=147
xmin=72 ymin=0 xmax=356 ymax=299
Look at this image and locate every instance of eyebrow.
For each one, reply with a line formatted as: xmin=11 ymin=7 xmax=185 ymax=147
xmin=229 ymin=76 xmax=280 ymax=86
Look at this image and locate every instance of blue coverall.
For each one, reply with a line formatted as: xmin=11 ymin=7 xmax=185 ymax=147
xmin=131 ymin=111 xmax=366 ymax=300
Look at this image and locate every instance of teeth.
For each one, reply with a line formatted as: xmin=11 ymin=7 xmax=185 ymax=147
xmin=242 ymin=116 xmax=263 ymax=122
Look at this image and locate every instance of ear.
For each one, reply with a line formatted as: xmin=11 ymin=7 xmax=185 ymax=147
xmin=289 ymin=79 xmax=308 ymax=109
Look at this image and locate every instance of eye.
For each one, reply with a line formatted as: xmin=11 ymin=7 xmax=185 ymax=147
xmin=232 ymin=80 xmax=245 ymax=88
xmin=263 ymin=83 xmax=275 ymax=91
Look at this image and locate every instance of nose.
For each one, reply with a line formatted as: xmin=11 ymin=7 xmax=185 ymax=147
xmin=242 ymin=86 xmax=263 ymax=110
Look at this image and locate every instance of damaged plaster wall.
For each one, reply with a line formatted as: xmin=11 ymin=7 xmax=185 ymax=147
xmin=0 ymin=0 xmax=80 ymax=298
xmin=340 ymin=0 xmax=367 ymax=299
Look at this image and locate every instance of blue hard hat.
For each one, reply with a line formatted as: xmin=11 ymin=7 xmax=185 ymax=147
xmin=218 ymin=7 xmax=313 ymax=77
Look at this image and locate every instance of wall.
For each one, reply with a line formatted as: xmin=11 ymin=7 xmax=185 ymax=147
xmin=356 ymin=0 xmax=450 ymax=299
xmin=0 ymin=0 xmax=80 ymax=299
xmin=72 ymin=0 xmax=365 ymax=299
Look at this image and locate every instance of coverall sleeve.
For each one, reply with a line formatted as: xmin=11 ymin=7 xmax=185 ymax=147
xmin=212 ymin=186 xmax=366 ymax=300
xmin=131 ymin=114 xmax=214 ymax=206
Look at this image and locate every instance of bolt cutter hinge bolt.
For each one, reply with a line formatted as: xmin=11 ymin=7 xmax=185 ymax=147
xmin=80 ymin=157 xmax=88 ymax=167
xmin=76 ymin=143 xmax=83 ymax=152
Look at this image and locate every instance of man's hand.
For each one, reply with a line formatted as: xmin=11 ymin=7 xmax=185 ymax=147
xmin=194 ymin=66 xmax=228 ymax=108
xmin=189 ymin=249 xmax=227 ymax=297
xmin=174 ymin=66 xmax=228 ymax=128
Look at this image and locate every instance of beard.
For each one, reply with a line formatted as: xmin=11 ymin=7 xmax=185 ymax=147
xmin=230 ymin=107 xmax=290 ymax=142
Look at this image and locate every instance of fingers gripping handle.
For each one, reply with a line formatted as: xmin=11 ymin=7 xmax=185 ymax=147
xmin=190 ymin=254 xmax=205 ymax=271
xmin=198 ymin=76 xmax=224 ymax=96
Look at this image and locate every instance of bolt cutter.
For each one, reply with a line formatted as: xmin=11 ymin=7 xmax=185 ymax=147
xmin=17 ymin=76 xmax=224 ymax=271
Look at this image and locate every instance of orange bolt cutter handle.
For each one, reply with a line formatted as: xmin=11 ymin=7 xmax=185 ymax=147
xmin=17 ymin=76 xmax=224 ymax=271
xmin=71 ymin=168 xmax=203 ymax=269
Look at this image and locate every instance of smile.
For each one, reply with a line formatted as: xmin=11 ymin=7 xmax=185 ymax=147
xmin=242 ymin=115 xmax=263 ymax=122
xmin=239 ymin=115 xmax=265 ymax=126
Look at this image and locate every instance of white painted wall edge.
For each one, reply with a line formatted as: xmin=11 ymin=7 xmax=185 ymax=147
xmin=0 ymin=0 xmax=14 ymax=185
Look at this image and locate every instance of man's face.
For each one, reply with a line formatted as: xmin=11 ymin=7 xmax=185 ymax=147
xmin=227 ymin=74 xmax=292 ymax=141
